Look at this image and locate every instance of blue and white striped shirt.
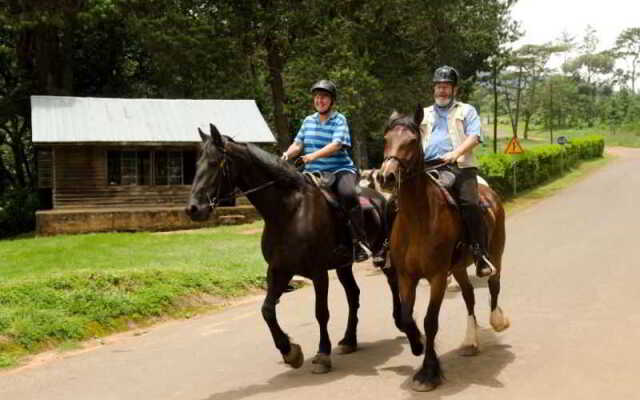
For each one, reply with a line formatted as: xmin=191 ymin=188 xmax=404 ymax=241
xmin=294 ymin=111 xmax=356 ymax=173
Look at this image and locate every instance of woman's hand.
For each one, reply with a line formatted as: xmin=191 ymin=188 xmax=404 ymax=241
xmin=301 ymin=153 xmax=316 ymax=163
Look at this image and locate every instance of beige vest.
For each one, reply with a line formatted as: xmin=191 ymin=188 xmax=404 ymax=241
xmin=420 ymin=101 xmax=476 ymax=168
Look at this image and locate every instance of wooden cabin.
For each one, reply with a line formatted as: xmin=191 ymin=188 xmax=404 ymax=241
xmin=32 ymin=96 xmax=275 ymax=236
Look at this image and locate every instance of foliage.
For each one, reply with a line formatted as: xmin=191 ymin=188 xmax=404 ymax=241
xmin=0 ymin=0 xmax=522 ymax=235
xmin=0 ymin=187 xmax=40 ymax=238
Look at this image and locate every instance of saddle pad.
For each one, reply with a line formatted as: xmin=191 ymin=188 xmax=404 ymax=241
xmin=359 ymin=196 xmax=373 ymax=209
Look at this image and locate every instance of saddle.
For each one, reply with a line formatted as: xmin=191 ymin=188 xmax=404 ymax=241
xmin=303 ymin=171 xmax=388 ymax=266
xmin=424 ymin=166 xmax=491 ymax=209
xmin=303 ymin=171 xmax=376 ymax=211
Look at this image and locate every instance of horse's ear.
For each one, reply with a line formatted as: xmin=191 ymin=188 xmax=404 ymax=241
xmin=198 ymin=127 xmax=209 ymax=143
xmin=209 ymin=123 xmax=224 ymax=148
xmin=414 ymin=104 xmax=424 ymax=126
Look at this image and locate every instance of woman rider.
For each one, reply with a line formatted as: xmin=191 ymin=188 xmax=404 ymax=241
xmin=281 ymin=79 xmax=370 ymax=262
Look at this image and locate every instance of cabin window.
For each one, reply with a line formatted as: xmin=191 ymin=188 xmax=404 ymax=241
xmin=107 ymin=150 xmax=195 ymax=185
xmin=121 ymin=151 xmax=138 ymax=185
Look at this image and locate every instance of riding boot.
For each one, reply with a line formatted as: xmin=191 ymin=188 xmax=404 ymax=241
xmin=348 ymin=206 xmax=371 ymax=263
xmin=460 ymin=205 xmax=496 ymax=278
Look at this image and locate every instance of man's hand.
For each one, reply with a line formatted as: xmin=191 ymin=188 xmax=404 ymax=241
xmin=442 ymin=151 xmax=461 ymax=164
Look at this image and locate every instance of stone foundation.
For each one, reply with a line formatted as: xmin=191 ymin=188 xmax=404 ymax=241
xmin=35 ymin=205 xmax=260 ymax=236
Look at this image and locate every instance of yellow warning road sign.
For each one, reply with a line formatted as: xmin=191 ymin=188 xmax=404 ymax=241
xmin=504 ymin=136 xmax=524 ymax=154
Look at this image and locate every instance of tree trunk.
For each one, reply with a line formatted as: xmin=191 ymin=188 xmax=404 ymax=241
xmin=523 ymin=110 xmax=531 ymax=138
xmin=514 ymin=66 xmax=523 ymax=138
xmin=493 ymin=63 xmax=498 ymax=153
xmin=632 ymin=56 xmax=637 ymax=94
xmin=503 ymin=90 xmax=517 ymax=137
xmin=349 ymin=119 xmax=368 ymax=170
xmin=264 ymin=35 xmax=290 ymax=152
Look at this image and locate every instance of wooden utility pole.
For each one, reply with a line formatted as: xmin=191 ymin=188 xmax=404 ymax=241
xmin=549 ymin=81 xmax=554 ymax=144
xmin=493 ymin=62 xmax=499 ymax=153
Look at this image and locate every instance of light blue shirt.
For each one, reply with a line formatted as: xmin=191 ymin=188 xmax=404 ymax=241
xmin=294 ymin=111 xmax=356 ymax=173
xmin=424 ymin=103 xmax=482 ymax=161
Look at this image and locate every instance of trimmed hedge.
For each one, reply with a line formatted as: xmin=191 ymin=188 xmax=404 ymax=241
xmin=477 ymin=135 xmax=604 ymax=197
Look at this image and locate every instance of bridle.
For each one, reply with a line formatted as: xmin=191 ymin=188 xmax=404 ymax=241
xmin=205 ymin=146 xmax=278 ymax=210
xmin=381 ymin=119 xmax=452 ymax=193
xmin=381 ymin=121 xmax=423 ymax=191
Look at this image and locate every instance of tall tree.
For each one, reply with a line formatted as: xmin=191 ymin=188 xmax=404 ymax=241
xmin=562 ymin=26 xmax=615 ymax=127
xmin=615 ymin=27 xmax=640 ymax=93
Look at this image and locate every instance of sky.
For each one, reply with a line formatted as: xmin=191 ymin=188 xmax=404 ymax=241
xmin=510 ymin=0 xmax=638 ymax=68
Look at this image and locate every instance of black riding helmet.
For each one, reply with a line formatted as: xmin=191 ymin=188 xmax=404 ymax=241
xmin=310 ymin=79 xmax=337 ymax=100
xmin=432 ymin=65 xmax=460 ymax=86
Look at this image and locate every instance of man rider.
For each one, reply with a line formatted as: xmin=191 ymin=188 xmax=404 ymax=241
xmin=281 ymin=79 xmax=370 ymax=262
xmin=421 ymin=65 xmax=496 ymax=277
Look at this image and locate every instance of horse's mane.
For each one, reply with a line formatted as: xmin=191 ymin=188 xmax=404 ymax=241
xmin=244 ymin=142 xmax=306 ymax=189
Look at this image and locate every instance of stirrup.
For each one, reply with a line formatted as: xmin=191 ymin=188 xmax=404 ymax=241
xmin=476 ymin=254 xmax=497 ymax=278
xmin=354 ymin=241 xmax=371 ymax=263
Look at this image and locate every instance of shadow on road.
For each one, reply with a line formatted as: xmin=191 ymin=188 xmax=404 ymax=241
xmin=390 ymin=330 xmax=515 ymax=398
xmin=200 ymin=336 xmax=406 ymax=400
xmin=201 ymin=329 xmax=514 ymax=400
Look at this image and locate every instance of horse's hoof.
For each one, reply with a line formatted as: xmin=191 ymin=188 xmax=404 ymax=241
xmin=459 ymin=344 xmax=479 ymax=357
xmin=411 ymin=380 xmax=439 ymax=392
xmin=490 ymin=307 xmax=511 ymax=332
xmin=410 ymin=341 xmax=424 ymax=356
xmin=336 ymin=344 xmax=357 ymax=354
xmin=411 ymin=374 xmax=441 ymax=392
xmin=311 ymin=353 xmax=332 ymax=374
xmin=493 ymin=316 xmax=511 ymax=332
xmin=283 ymin=343 xmax=304 ymax=369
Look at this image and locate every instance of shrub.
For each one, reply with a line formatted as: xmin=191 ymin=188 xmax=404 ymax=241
xmin=0 ymin=188 xmax=40 ymax=238
xmin=477 ymin=136 xmax=604 ymax=197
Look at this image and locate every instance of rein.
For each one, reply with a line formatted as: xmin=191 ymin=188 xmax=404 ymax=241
xmin=208 ymin=180 xmax=278 ymax=209
xmin=382 ymin=120 xmax=449 ymax=194
xmin=206 ymin=149 xmax=279 ymax=209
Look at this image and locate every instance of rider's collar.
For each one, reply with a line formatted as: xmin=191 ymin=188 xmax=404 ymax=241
xmin=435 ymin=100 xmax=457 ymax=112
xmin=314 ymin=111 xmax=337 ymax=122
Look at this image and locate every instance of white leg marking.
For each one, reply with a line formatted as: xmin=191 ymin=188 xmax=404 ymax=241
xmin=462 ymin=315 xmax=479 ymax=348
xmin=490 ymin=306 xmax=511 ymax=332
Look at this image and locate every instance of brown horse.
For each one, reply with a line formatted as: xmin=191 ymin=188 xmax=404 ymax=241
xmin=377 ymin=106 xmax=510 ymax=392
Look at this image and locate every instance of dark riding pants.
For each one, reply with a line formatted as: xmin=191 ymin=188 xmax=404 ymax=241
xmin=332 ymin=171 xmax=367 ymax=245
xmin=333 ymin=171 xmax=359 ymax=211
xmin=444 ymin=165 xmax=487 ymax=252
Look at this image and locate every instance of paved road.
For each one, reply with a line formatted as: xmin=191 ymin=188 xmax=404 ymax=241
xmin=2 ymin=148 xmax=640 ymax=400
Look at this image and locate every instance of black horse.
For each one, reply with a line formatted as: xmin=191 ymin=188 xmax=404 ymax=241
xmin=186 ymin=124 xmax=403 ymax=374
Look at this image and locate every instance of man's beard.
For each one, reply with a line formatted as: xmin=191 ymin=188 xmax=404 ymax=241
xmin=435 ymin=96 xmax=453 ymax=107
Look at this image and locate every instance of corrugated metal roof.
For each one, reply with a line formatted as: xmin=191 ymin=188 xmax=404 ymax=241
xmin=31 ymin=96 xmax=276 ymax=143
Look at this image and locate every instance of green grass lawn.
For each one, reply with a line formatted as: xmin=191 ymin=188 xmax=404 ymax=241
xmin=0 ymin=222 xmax=267 ymax=368
xmin=1 ymin=224 xmax=265 ymax=280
